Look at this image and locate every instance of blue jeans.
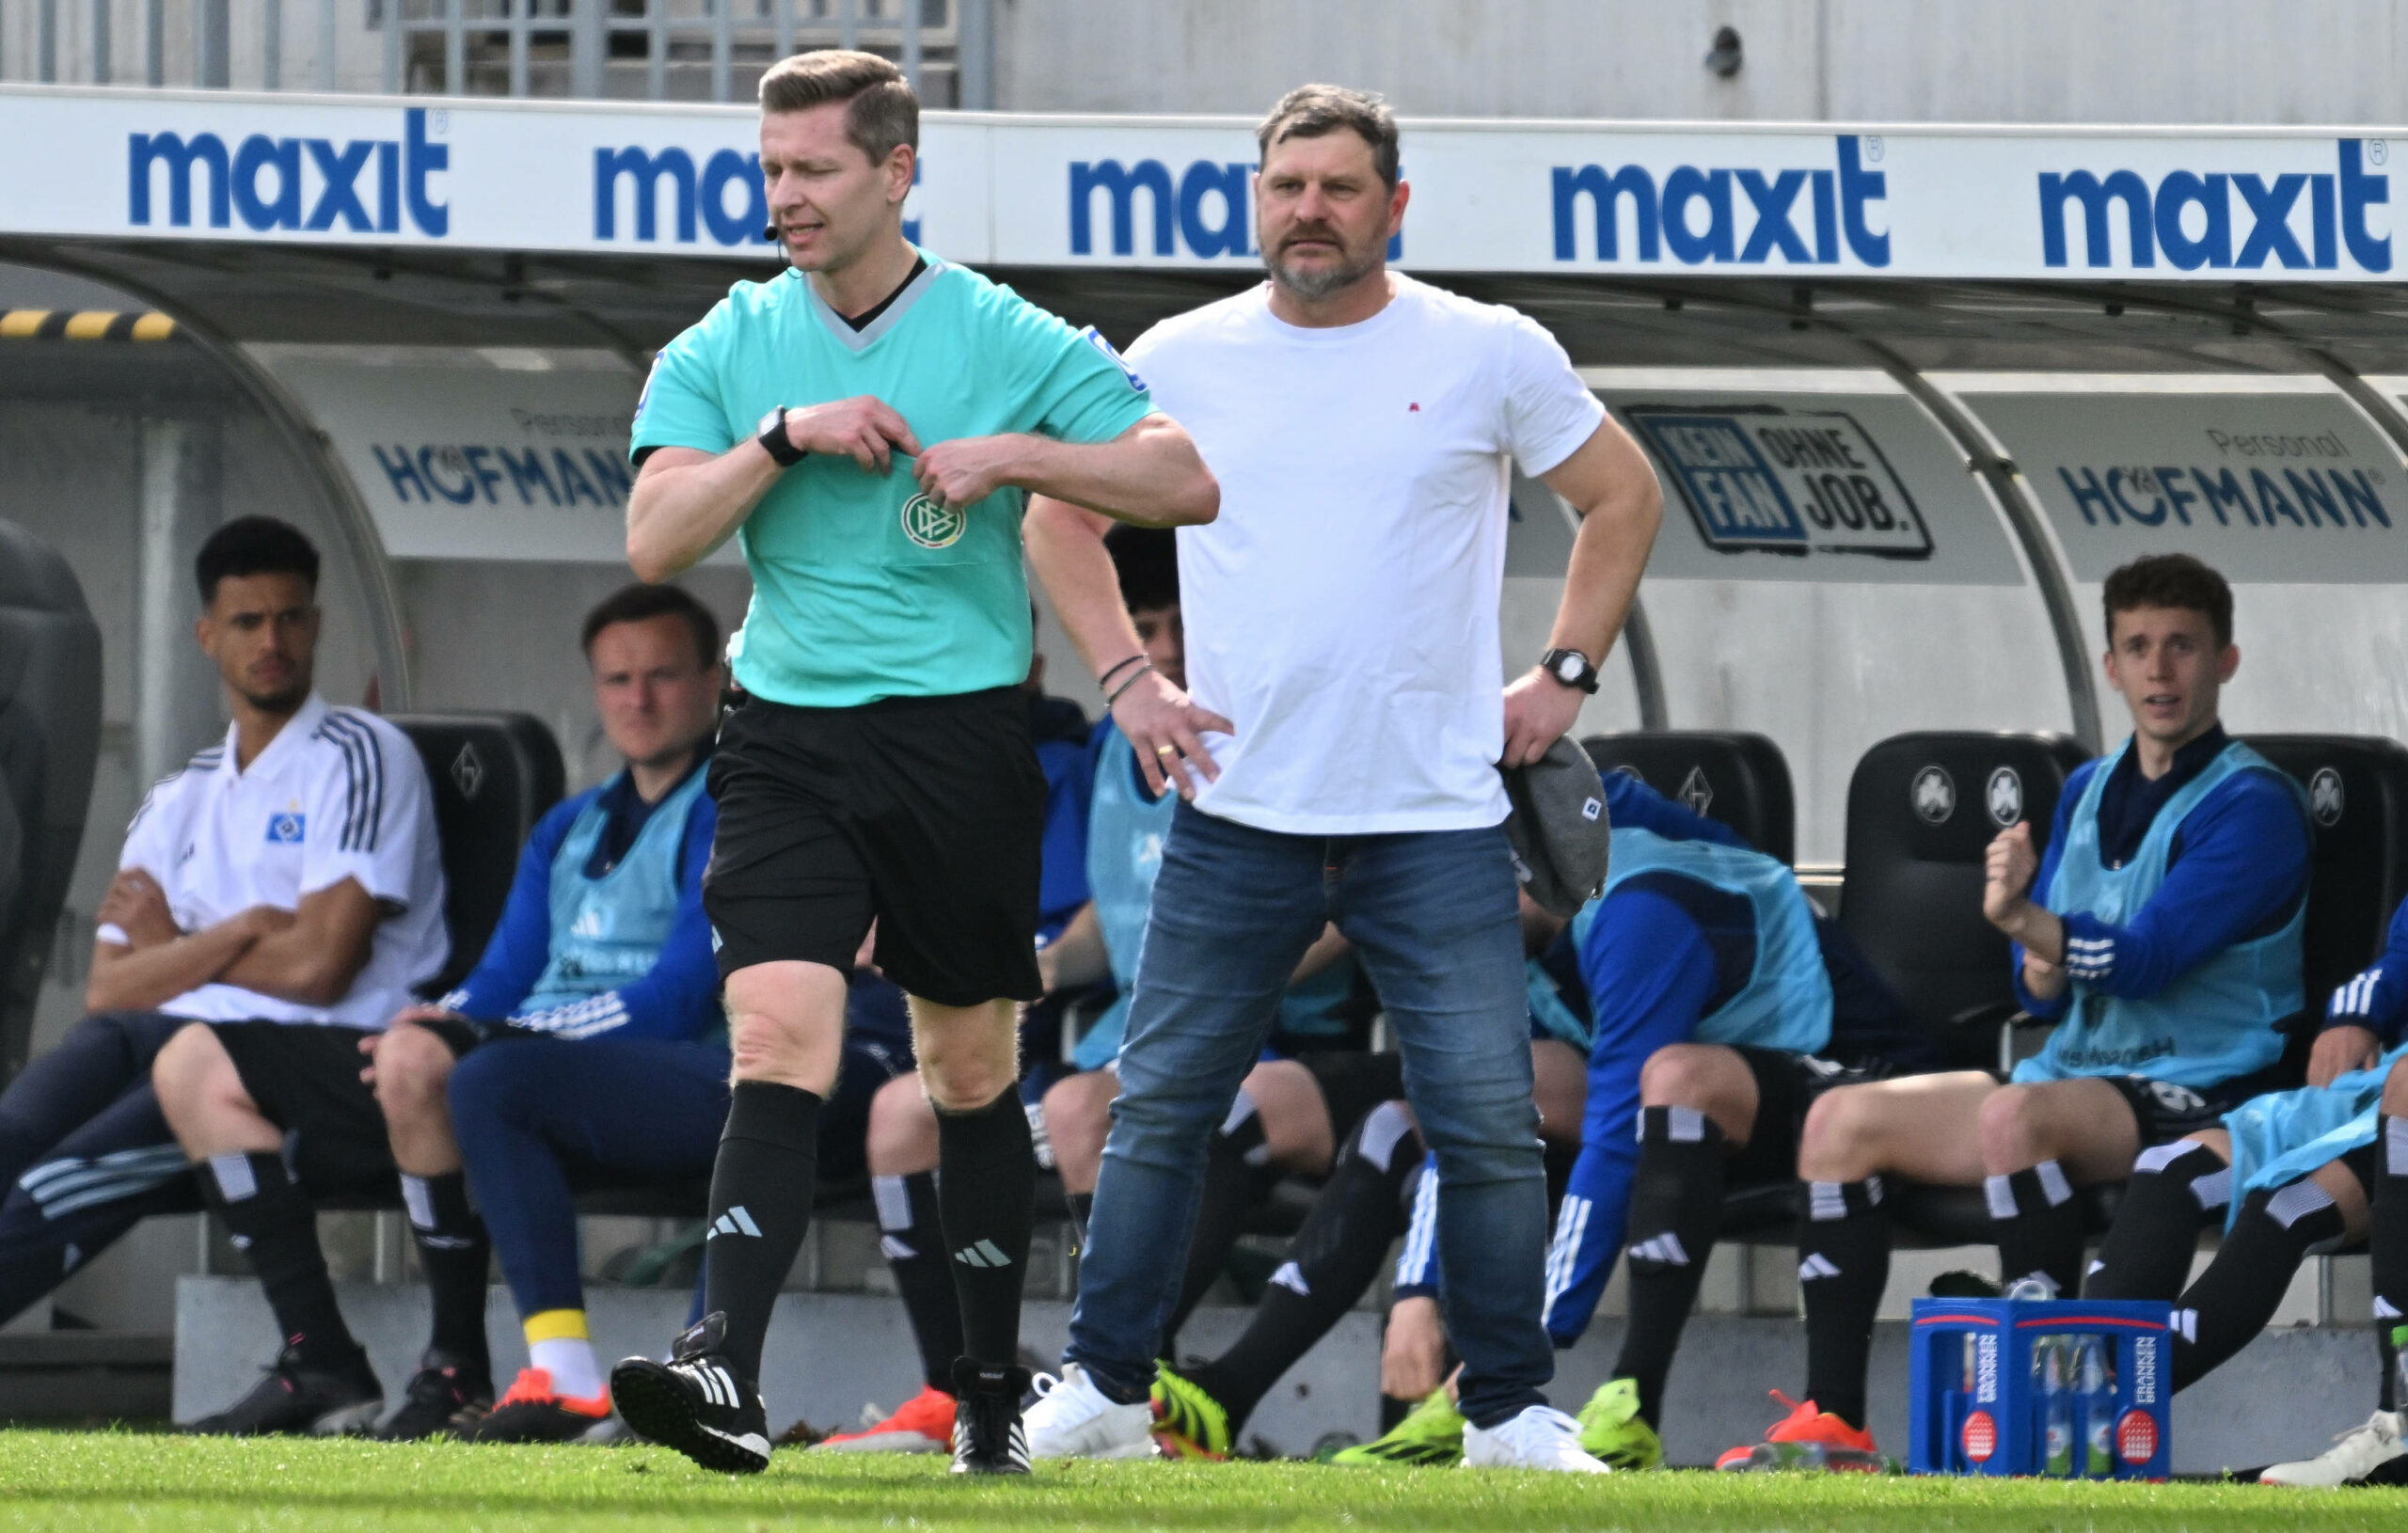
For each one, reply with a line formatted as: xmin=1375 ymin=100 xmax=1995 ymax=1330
xmin=1065 ymin=802 xmax=1552 ymax=1428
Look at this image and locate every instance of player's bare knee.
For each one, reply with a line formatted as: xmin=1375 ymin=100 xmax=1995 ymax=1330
xmin=1041 ymin=1069 xmax=1117 ymax=1140
xmin=2384 ymin=1053 xmax=2408 ymax=1113
xmin=1529 ymin=1039 xmax=1586 ymax=1144
xmin=152 ymin=1022 xmax=230 ymax=1116
xmin=1976 ymin=1083 xmax=2047 ymax=1172
xmin=370 ymin=1027 xmax=452 ymax=1118
xmin=918 ymin=1039 xmax=1017 ymax=1112
xmin=866 ymin=1072 xmax=938 ymax=1175
xmin=1244 ymin=1060 xmax=1333 ymax=1173
xmin=1640 ymin=1043 xmax=1724 ymax=1108
xmin=1798 ymin=1083 xmax=1879 ymax=1178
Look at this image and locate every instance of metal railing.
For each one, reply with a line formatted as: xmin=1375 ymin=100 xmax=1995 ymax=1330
xmin=8 ymin=0 xmax=986 ymax=105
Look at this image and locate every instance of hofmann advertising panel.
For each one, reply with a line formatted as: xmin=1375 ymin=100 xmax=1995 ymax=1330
xmin=1594 ymin=385 xmax=2025 ymax=584
xmin=252 ymin=352 xmax=744 ymax=564
xmin=3 ymin=86 xmax=2404 ymax=280
xmin=1958 ymin=385 xmax=2408 ymax=582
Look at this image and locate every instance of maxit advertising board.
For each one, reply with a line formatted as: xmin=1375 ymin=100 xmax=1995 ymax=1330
xmin=4 ymin=86 xmax=2407 ymax=280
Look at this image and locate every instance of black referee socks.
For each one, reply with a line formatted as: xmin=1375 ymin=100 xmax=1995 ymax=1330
xmin=1168 ymin=1090 xmax=1275 ymax=1347
xmin=2084 ymin=1140 xmax=2228 ymax=1301
xmin=934 ymin=1087 xmax=1037 ymax=1370
xmin=1615 ymin=1108 xmax=1730 ymax=1429
xmin=202 ymin=1150 xmax=362 ymax=1372
xmin=703 ymin=1081 xmax=821 ymax=1381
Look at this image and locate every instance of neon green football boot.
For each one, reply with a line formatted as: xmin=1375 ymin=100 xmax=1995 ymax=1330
xmin=1576 ymin=1377 xmax=1663 ymax=1470
xmin=1149 ymin=1363 xmax=1233 ymax=1460
xmin=1322 ymin=1387 xmax=1465 ymax=1467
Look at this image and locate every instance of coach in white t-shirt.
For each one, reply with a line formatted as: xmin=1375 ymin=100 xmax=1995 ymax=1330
xmin=0 ymin=515 xmax=443 ymax=1334
xmin=1022 ymin=86 xmax=1661 ymax=1470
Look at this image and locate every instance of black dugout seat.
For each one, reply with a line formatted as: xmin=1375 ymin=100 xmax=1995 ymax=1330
xmin=2240 ymin=735 xmax=2408 ymax=1039
xmin=1839 ymin=733 xmax=2092 ymax=1246
xmin=388 ymin=714 xmax=566 ymax=998
xmin=0 ymin=522 xmax=100 ymax=1085
xmin=1580 ymin=731 xmax=1796 ymax=864
xmin=1840 ymin=732 xmax=2092 ymax=1058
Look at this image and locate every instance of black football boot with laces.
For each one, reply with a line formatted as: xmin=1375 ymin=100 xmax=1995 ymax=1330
xmin=375 ymin=1348 xmax=493 ymax=1441
xmin=610 ymin=1312 xmax=770 ymax=1474
xmin=188 ymin=1344 xmax=384 ymax=1436
xmin=950 ymin=1357 xmax=1033 ymax=1476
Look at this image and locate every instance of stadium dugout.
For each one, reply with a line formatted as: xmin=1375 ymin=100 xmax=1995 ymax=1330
xmin=9 ymin=79 xmax=2408 ymax=1468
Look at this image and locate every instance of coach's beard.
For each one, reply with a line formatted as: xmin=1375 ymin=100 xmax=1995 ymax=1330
xmin=1266 ymin=231 xmax=1381 ymax=301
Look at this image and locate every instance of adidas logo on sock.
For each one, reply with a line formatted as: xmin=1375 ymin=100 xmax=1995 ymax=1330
xmin=1630 ymin=1233 xmax=1691 ymax=1268
xmin=1798 ymin=1253 xmax=1841 ymax=1282
xmin=954 ymin=1239 xmax=1012 ymax=1269
xmin=1270 ymin=1261 xmax=1310 ymax=1297
xmin=709 ymin=1206 xmax=763 ymax=1240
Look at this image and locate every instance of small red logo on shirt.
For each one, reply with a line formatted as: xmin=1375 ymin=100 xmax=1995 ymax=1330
xmin=1408 ymin=402 xmax=1420 ymax=412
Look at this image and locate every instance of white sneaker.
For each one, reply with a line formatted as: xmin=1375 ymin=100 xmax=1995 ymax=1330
xmin=2261 ymin=1410 xmax=2408 ymax=1486
xmin=1461 ymin=1404 xmax=1610 ymax=1472
xmin=1022 ymin=1363 xmax=1157 ymax=1461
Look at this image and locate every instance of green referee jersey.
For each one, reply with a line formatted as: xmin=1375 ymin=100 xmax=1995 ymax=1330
xmin=630 ymin=250 xmax=1157 ymax=708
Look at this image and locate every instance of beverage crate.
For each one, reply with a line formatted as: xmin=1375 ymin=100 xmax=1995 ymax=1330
xmin=1906 ymin=1297 xmax=2172 ymax=1479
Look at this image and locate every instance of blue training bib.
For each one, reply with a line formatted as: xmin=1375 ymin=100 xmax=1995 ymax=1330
xmin=520 ymin=768 xmax=709 ymax=1017
xmin=2014 ymin=737 xmax=2305 ymax=1091
xmin=1572 ymin=826 xmax=1832 ymax=1056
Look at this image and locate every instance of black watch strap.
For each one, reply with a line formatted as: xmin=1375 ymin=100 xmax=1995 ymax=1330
xmin=1539 ymin=647 xmax=1600 ymax=694
xmin=756 ymin=406 xmax=806 ymax=468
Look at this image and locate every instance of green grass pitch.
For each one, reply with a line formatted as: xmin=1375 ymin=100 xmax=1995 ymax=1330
xmin=1 ymin=1433 xmax=2404 ymax=1533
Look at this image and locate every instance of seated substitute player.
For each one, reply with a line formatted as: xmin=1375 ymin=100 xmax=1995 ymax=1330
xmin=154 ymin=583 xmax=729 ymax=1438
xmin=607 ymin=49 xmax=1217 ymax=1477
xmin=1729 ymin=552 xmax=2310 ymax=1471
xmin=2083 ymin=892 xmax=2408 ymax=1486
xmin=820 ymin=527 xmax=1384 ymax=1455
xmin=0 ymin=516 xmax=444 ymax=1340
xmin=1317 ymin=775 xmax=1934 ymax=1470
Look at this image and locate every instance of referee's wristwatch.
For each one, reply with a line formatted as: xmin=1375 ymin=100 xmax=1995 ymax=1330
xmin=756 ymin=406 xmax=807 ymax=468
xmin=1538 ymin=647 xmax=1600 ymax=694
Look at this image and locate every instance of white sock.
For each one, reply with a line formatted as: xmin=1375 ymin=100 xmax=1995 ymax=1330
xmin=531 ymin=1335 xmax=604 ymax=1400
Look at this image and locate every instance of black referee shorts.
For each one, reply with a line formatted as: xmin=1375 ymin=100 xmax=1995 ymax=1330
xmin=704 ymin=686 xmax=1047 ymax=1008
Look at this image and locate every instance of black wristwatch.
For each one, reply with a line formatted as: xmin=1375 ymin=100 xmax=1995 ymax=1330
xmin=756 ymin=406 xmax=806 ymax=468
xmin=1538 ymin=647 xmax=1600 ymax=694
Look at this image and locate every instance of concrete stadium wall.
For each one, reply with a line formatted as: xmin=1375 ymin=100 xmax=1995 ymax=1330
xmin=996 ymin=0 xmax=2408 ymax=125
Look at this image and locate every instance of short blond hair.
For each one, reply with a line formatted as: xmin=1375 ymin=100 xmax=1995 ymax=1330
xmin=758 ymin=49 xmax=917 ymax=166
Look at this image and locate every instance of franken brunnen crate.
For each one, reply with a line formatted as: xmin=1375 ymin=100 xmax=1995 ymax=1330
xmin=1907 ymin=1297 xmax=2173 ymax=1479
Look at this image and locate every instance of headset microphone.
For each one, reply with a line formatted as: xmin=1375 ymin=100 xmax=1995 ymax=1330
xmin=763 ymin=226 xmax=779 ymax=242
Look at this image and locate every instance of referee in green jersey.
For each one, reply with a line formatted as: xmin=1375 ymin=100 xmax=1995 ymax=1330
xmin=608 ymin=50 xmax=1218 ymax=1477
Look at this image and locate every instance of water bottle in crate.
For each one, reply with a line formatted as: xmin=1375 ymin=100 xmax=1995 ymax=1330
xmin=1906 ymin=1296 xmax=2171 ymax=1479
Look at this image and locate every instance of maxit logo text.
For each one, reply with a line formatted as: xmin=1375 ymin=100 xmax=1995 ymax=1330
xmin=1067 ymin=158 xmax=1400 ymax=261
xmin=130 ymin=107 xmax=449 ymax=235
xmin=1552 ymin=135 xmax=1889 ymax=267
xmin=2040 ymin=139 xmax=2390 ymax=272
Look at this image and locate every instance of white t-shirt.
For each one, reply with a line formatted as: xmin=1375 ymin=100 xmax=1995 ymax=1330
xmin=101 ymin=693 xmax=449 ymax=1027
xmin=1126 ymin=276 xmax=1607 ymax=834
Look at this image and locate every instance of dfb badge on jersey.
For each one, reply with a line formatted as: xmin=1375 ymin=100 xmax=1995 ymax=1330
xmin=265 ymin=810 xmax=306 ymax=845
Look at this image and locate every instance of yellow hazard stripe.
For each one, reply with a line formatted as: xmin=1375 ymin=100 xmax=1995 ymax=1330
xmin=0 ymin=308 xmax=178 ymax=340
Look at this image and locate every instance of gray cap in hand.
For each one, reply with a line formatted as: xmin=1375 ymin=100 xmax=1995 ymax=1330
xmin=1502 ymin=735 xmax=1611 ymax=918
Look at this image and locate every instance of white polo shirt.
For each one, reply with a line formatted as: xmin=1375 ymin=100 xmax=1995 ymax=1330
xmin=1125 ymin=276 xmax=1607 ymax=834
xmin=101 ymin=693 xmax=448 ymax=1027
